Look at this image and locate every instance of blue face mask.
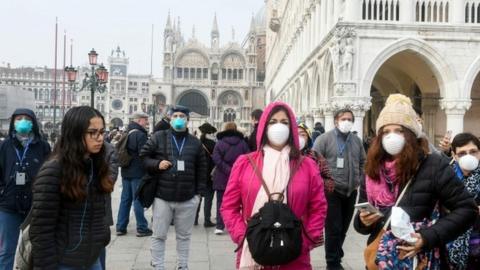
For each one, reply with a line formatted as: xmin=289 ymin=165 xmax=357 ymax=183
xmin=171 ymin=118 xmax=186 ymax=131
xmin=14 ymin=119 xmax=33 ymax=134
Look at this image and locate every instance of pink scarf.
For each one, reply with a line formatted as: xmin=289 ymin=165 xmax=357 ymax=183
xmin=239 ymin=145 xmax=291 ymax=269
xmin=366 ymin=160 xmax=399 ymax=208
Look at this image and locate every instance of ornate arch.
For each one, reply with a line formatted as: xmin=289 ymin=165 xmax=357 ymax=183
xmin=175 ymin=48 xmax=210 ymax=67
xmin=176 ymin=89 xmax=210 ymax=116
xmin=463 ymin=55 xmax=480 ymax=99
xmin=360 ymin=37 xmax=457 ymax=99
xmin=217 ymin=90 xmax=244 ymax=107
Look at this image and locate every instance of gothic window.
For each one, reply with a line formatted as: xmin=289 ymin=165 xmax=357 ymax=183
xmin=228 ymin=69 xmax=232 ymax=80
xmin=185 ymin=68 xmax=189 ymax=79
xmin=222 ymin=69 xmax=226 ymax=80
xmin=203 ymin=68 xmax=208 ymax=79
xmin=233 ymin=69 xmax=238 ymax=80
xmin=223 ymin=108 xmax=236 ymax=122
xmin=239 ymin=69 xmax=243 ymax=80
xmin=196 ymin=68 xmax=202 ymax=80
xmin=190 ymin=68 xmax=195 ymax=79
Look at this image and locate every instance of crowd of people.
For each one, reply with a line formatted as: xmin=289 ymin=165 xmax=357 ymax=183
xmin=0 ymin=93 xmax=479 ymax=270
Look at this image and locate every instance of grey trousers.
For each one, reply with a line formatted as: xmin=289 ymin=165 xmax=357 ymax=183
xmin=151 ymin=196 xmax=200 ymax=270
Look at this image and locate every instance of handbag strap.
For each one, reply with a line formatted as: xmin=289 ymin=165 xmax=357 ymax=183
xmin=382 ymin=160 xmax=424 ymax=230
xmin=247 ymin=154 xmax=304 ymax=202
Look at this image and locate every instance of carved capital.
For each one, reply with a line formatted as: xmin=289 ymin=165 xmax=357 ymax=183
xmin=440 ymin=99 xmax=471 ymax=115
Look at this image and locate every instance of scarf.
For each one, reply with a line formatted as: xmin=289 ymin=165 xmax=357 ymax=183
xmin=447 ymin=165 xmax=480 ymax=269
xmin=239 ymin=145 xmax=291 ymax=269
xmin=366 ymin=160 xmax=399 ymax=208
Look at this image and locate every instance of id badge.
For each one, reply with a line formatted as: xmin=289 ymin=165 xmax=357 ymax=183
xmin=177 ymin=160 xmax=185 ymax=172
xmin=16 ymin=172 xmax=26 ymax=185
xmin=336 ymin=158 xmax=345 ymax=169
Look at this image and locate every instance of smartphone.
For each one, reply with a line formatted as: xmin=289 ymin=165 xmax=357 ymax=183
xmin=446 ymin=130 xmax=452 ymax=141
xmin=354 ymin=202 xmax=384 ymax=216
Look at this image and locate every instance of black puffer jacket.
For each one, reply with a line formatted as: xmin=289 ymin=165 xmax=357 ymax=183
xmin=30 ymin=159 xmax=110 ymax=269
xmin=354 ymin=153 xmax=478 ymax=250
xmin=140 ymin=129 xmax=207 ymax=202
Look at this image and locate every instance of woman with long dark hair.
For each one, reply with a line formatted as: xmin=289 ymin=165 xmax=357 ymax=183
xmin=353 ymin=94 xmax=477 ymax=269
xmin=30 ymin=106 xmax=114 ymax=269
xmin=221 ymin=102 xmax=327 ymax=269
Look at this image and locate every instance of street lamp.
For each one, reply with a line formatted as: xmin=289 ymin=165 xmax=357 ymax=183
xmin=65 ymin=48 xmax=108 ymax=108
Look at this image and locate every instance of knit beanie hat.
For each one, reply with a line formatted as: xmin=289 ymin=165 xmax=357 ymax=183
xmin=375 ymin=94 xmax=422 ymax=137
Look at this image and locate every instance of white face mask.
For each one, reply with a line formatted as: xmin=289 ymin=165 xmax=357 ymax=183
xmin=299 ymin=136 xmax=306 ymax=150
xmin=205 ymin=134 xmax=216 ymax=141
xmin=382 ymin=133 xmax=406 ymax=156
xmin=458 ymin=155 xmax=479 ymax=171
xmin=267 ymin=123 xmax=290 ymax=147
xmin=338 ymin=120 xmax=353 ymax=134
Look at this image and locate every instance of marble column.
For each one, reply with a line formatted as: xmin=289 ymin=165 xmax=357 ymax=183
xmin=352 ymin=109 xmax=366 ymax=140
xmin=306 ymin=114 xmax=315 ymax=130
xmin=399 ymin=0 xmax=415 ymax=23
xmin=324 ymin=109 xmax=335 ymax=132
xmin=452 ymin=0 xmax=466 ymax=24
xmin=344 ymin=0 xmax=360 ymax=22
xmin=440 ymin=99 xmax=471 ymax=137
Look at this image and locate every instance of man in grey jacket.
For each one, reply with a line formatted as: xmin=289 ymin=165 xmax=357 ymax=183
xmin=313 ymin=108 xmax=366 ymax=270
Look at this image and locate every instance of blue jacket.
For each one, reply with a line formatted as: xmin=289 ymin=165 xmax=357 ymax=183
xmin=120 ymin=122 xmax=148 ymax=179
xmin=0 ymin=108 xmax=51 ymax=214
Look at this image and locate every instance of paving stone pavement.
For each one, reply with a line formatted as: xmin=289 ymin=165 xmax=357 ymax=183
xmin=108 ymin=180 xmax=368 ymax=270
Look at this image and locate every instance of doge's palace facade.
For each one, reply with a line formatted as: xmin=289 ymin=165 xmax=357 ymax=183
xmin=266 ymin=0 xmax=480 ymax=141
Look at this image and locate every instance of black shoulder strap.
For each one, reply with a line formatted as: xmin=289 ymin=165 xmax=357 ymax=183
xmin=247 ymin=154 xmax=304 ymax=202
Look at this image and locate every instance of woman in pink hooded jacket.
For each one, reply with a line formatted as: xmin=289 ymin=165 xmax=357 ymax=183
xmin=221 ymin=102 xmax=328 ymax=270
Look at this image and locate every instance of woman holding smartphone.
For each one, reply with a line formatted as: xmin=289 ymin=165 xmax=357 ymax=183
xmin=353 ymin=94 xmax=477 ymax=267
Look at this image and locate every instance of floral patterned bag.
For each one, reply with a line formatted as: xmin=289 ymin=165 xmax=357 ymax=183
xmin=375 ymin=206 xmax=441 ymax=270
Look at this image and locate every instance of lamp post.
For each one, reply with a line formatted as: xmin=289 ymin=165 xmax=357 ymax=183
xmin=64 ymin=48 xmax=109 ymax=108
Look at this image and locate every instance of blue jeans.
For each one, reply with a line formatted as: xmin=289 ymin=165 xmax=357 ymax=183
xmin=58 ymin=258 xmax=102 ymax=270
xmin=99 ymin=248 xmax=106 ymax=270
xmin=0 ymin=210 xmax=24 ymax=270
xmin=116 ymin=177 xmax=149 ymax=232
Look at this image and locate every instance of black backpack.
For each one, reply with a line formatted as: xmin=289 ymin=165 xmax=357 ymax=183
xmin=243 ymin=155 xmax=308 ymax=266
xmin=116 ymin=129 xmax=138 ymax=167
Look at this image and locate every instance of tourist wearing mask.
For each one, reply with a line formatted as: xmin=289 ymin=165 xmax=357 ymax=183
xmin=298 ymin=122 xmax=335 ymax=195
xmin=353 ymin=94 xmax=477 ymax=269
xmin=212 ymin=122 xmax=249 ymax=235
xmin=221 ymin=102 xmax=327 ymax=269
xmin=313 ymin=108 xmax=366 ymax=270
xmin=140 ymin=105 xmax=207 ymax=270
xmin=30 ymin=106 xmax=114 ymax=269
xmin=446 ymin=132 xmax=480 ymax=269
xmin=0 ymin=108 xmax=51 ymax=269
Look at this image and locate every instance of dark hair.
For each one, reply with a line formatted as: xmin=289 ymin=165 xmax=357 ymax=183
xmin=334 ymin=108 xmax=355 ymax=123
xmin=413 ymin=106 xmax=423 ymax=117
xmin=365 ymin=127 xmax=429 ymax=186
xmin=260 ymin=106 xmax=300 ymax=159
xmin=451 ymin=133 xmax=480 ymax=154
xmin=251 ymin=109 xmax=263 ymax=121
xmin=53 ymin=106 xmax=113 ymax=201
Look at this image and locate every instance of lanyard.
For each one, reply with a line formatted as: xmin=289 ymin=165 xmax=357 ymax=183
xmin=15 ymin=140 xmax=32 ymax=166
xmin=335 ymin=130 xmax=350 ymax=157
xmin=172 ymin=136 xmax=186 ymax=157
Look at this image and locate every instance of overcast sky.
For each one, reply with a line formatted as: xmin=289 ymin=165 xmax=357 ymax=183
xmin=0 ymin=0 xmax=265 ymax=77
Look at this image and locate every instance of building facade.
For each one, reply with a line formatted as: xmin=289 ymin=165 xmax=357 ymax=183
xmin=0 ymin=85 xmax=35 ymax=132
xmin=106 ymin=46 xmax=152 ymax=129
xmin=154 ymin=12 xmax=266 ymax=132
xmin=265 ymin=0 xmax=480 ymax=141
xmin=0 ymin=64 xmax=80 ymax=133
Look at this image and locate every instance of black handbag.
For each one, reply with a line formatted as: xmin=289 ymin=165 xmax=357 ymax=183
xmin=244 ymin=155 xmax=305 ymax=266
xmin=136 ymin=131 xmax=167 ymax=208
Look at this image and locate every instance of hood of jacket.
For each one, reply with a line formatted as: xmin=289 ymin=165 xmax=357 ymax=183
xmin=128 ymin=121 xmax=148 ymax=134
xmin=255 ymin=101 xmax=300 ymax=150
xmin=8 ymin=108 xmax=41 ymax=138
xmin=216 ymin=130 xmax=244 ymax=145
